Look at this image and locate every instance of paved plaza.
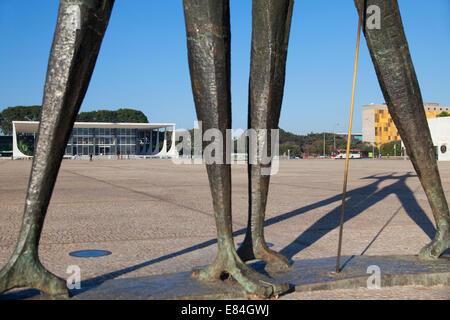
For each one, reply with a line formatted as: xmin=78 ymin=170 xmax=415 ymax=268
xmin=0 ymin=158 xmax=449 ymax=299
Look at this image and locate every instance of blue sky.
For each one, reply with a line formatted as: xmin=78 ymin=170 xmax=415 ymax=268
xmin=1 ymin=0 xmax=449 ymax=134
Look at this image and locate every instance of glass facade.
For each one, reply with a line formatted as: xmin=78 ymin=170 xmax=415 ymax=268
xmin=12 ymin=121 xmax=176 ymax=160
xmin=136 ymin=130 xmax=162 ymax=155
xmin=65 ymin=127 xmax=144 ymax=156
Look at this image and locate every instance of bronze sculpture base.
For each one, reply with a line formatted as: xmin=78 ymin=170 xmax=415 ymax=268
xmin=2 ymin=254 xmax=448 ymax=300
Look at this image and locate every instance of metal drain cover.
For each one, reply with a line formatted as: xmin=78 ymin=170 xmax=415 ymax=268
xmin=69 ymin=250 xmax=112 ymax=258
xmin=237 ymin=242 xmax=274 ymax=248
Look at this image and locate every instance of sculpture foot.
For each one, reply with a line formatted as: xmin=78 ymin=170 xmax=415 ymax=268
xmin=237 ymin=239 xmax=291 ymax=272
xmin=0 ymin=252 xmax=69 ymax=299
xmin=418 ymin=225 xmax=450 ymax=260
xmin=191 ymin=248 xmax=289 ymax=298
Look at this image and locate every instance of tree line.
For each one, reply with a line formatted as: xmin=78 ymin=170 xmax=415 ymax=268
xmin=174 ymin=128 xmax=372 ymax=157
xmin=277 ymin=129 xmax=371 ymax=157
xmin=0 ymin=105 xmax=149 ymax=135
xmin=2 ymin=105 xmax=448 ymax=157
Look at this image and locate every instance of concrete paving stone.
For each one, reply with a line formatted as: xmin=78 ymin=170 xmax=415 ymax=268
xmin=0 ymin=158 xmax=449 ymax=299
xmin=280 ymin=285 xmax=450 ymax=300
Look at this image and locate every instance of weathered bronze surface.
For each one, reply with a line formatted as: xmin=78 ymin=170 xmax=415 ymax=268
xmin=183 ymin=0 xmax=294 ymax=298
xmin=0 ymin=0 xmax=449 ymax=299
xmin=72 ymin=254 xmax=450 ymax=298
xmin=354 ymin=0 xmax=450 ymax=260
xmin=0 ymin=0 xmax=114 ymax=298
xmin=1 ymin=255 xmax=449 ymax=300
xmin=236 ymin=0 xmax=293 ymax=273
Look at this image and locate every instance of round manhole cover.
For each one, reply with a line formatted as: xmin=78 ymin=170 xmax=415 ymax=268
xmin=69 ymin=250 xmax=112 ymax=258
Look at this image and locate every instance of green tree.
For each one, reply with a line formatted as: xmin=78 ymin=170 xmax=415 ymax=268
xmin=436 ymin=111 xmax=450 ymax=118
xmin=76 ymin=108 xmax=149 ymax=123
xmin=1 ymin=106 xmax=149 ymax=135
xmin=0 ymin=105 xmax=42 ymax=135
xmin=279 ymin=129 xmax=367 ymax=156
xmin=281 ymin=144 xmax=301 ymax=157
xmin=18 ymin=135 xmax=35 ymax=156
xmin=380 ymin=140 xmax=402 ymax=156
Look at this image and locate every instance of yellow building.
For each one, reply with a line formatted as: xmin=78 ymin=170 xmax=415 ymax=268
xmin=362 ymin=103 xmax=450 ymax=147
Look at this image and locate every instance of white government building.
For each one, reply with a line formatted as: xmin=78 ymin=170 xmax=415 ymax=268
xmin=12 ymin=121 xmax=178 ymax=160
xmin=428 ymin=117 xmax=450 ymax=161
xmin=397 ymin=117 xmax=450 ymax=161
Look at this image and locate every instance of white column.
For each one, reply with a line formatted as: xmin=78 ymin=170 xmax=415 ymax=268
xmin=154 ymin=127 xmax=168 ymax=157
xmin=167 ymin=125 xmax=178 ymax=158
xmin=12 ymin=122 xmax=29 ymax=159
xmin=162 ymin=128 xmax=168 ymax=154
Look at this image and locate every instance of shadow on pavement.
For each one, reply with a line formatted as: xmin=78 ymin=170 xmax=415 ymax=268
xmin=1 ymin=172 xmax=438 ymax=299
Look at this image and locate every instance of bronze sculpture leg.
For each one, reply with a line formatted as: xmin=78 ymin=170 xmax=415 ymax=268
xmin=0 ymin=0 xmax=114 ymax=298
xmin=236 ymin=0 xmax=293 ymax=271
xmin=355 ymin=0 xmax=450 ymax=259
xmin=183 ymin=0 xmax=289 ymax=297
